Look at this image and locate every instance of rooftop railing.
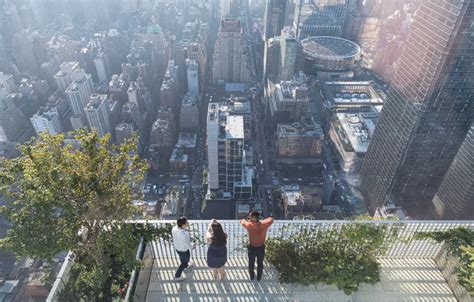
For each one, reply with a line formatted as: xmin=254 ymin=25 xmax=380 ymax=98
xmin=141 ymin=220 xmax=474 ymax=259
xmin=47 ymin=220 xmax=474 ymax=301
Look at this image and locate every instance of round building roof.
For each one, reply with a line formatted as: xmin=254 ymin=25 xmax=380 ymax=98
xmin=301 ymin=36 xmax=361 ymax=60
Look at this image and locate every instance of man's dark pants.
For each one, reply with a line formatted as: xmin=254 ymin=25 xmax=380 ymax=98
xmin=248 ymin=245 xmax=265 ymax=280
xmin=175 ymin=250 xmax=190 ymax=278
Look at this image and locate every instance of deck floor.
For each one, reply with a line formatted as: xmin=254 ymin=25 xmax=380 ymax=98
xmin=133 ymin=246 xmax=457 ymax=302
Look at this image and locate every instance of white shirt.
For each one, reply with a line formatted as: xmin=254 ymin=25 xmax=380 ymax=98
xmin=172 ymin=225 xmax=193 ymax=252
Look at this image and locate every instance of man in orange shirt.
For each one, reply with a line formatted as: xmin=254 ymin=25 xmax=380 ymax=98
xmin=240 ymin=211 xmax=273 ymax=281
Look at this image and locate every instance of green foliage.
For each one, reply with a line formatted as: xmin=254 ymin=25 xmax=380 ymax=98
xmin=137 ymin=222 xmax=173 ymax=244
xmin=415 ymin=227 xmax=474 ymax=294
xmin=458 ymin=246 xmax=474 ymax=296
xmin=266 ymin=223 xmax=397 ymax=295
xmin=0 ymin=131 xmax=147 ymax=300
xmin=59 ymin=223 xmax=174 ymax=300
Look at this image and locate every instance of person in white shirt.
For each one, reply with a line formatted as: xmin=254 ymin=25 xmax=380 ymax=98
xmin=172 ymin=216 xmax=194 ymax=280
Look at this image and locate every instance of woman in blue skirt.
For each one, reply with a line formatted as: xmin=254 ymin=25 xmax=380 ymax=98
xmin=206 ymin=219 xmax=228 ymax=280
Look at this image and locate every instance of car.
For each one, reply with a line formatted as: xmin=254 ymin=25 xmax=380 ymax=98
xmin=283 ymin=178 xmax=289 ymax=182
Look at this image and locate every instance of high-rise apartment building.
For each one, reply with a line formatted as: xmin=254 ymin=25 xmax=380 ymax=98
xmin=65 ymin=74 xmax=94 ymax=116
xmin=30 ymin=106 xmax=63 ymax=135
xmin=179 ymin=93 xmax=200 ymax=131
xmin=212 ymin=18 xmax=250 ymax=84
xmin=360 ymin=0 xmax=473 ymax=217
xmin=84 ymin=94 xmax=111 ymax=138
xmin=121 ymin=102 xmax=143 ymax=132
xmin=279 ymin=27 xmax=298 ymax=81
xmin=264 ymin=0 xmax=287 ymax=40
xmin=267 ymin=74 xmax=309 ymax=126
xmin=160 ymin=76 xmax=177 ymax=109
xmin=207 ymin=103 xmax=251 ymax=197
xmin=54 ymin=62 xmax=86 ymax=92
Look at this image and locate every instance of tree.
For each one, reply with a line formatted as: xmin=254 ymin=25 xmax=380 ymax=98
xmin=0 ymin=130 xmax=147 ymax=300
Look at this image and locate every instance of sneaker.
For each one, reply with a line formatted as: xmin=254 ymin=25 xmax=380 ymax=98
xmin=174 ymin=276 xmax=186 ymax=281
xmin=184 ymin=262 xmax=195 ymax=271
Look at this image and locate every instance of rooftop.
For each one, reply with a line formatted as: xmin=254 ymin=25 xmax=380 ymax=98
xmin=301 ymin=36 xmax=360 ymax=59
xmin=281 ymin=26 xmax=295 ymax=39
xmin=116 ymin=123 xmax=134 ymax=132
xmin=181 ymin=93 xmax=198 ymax=107
xmin=277 ymin=120 xmax=324 ymax=138
xmin=225 ymin=115 xmax=244 ymax=139
xmin=176 ymin=132 xmax=197 ymax=149
xmin=273 ymin=75 xmax=309 ymax=101
xmin=128 ymin=220 xmax=472 ymax=302
xmin=323 ymin=81 xmax=386 ymax=107
xmin=32 ymin=106 xmax=59 ymax=121
xmin=170 ymin=147 xmax=188 ymax=163
xmin=152 ymin=119 xmax=169 ymax=131
xmin=85 ymin=94 xmax=107 ymax=111
xmin=335 ymin=112 xmax=378 ymax=154
xmin=220 ymin=18 xmax=242 ymax=33
xmin=65 ymin=75 xmax=91 ymax=92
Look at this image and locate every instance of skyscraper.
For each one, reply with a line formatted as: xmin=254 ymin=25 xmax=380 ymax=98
xmin=206 ymin=102 xmax=253 ymax=198
xmin=430 ymin=124 xmax=473 ymax=219
xmin=54 ymin=62 xmax=86 ymax=92
xmin=360 ymin=0 xmax=473 ymax=217
xmin=85 ymin=94 xmax=111 ymax=138
xmin=279 ymin=27 xmax=298 ymax=81
xmin=293 ymin=1 xmax=347 ymax=40
xmin=263 ymin=36 xmax=281 ymax=82
xmin=65 ymin=74 xmax=94 ymax=116
xmin=212 ymin=18 xmax=250 ymax=84
xmin=264 ymin=0 xmax=287 ymax=40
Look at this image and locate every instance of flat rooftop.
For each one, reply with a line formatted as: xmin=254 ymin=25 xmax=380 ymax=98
xmin=301 ymin=36 xmax=360 ymax=59
xmin=226 ymin=115 xmax=244 ymax=139
xmin=85 ymin=94 xmax=107 ymax=110
xmin=323 ymin=81 xmax=386 ymax=107
xmin=134 ymin=238 xmax=458 ymax=302
xmin=336 ymin=113 xmax=373 ymax=154
xmin=66 ymin=78 xmax=88 ymax=92
xmin=181 ymin=93 xmax=198 ymax=106
xmin=138 ymin=257 xmax=457 ymax=302
xmin=220 ymin=18 xmax=242 ymax=33
xmin=176 ymin=132 xmax=197 ymax=148
xmin=277 ymin=121 xmax=324 ymax=138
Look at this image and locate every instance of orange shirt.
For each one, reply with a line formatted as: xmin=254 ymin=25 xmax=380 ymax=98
xmin=240 ymin=217 xmax=274 ymax=247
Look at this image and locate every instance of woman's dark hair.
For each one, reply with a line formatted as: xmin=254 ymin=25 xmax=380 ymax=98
xmin=177 ymin=216 xmax=187 ymax=227
xmin=211 ymin=223 xmax=227 ymax=246
xmin=249 ymin=211 xmax=260 ymax=219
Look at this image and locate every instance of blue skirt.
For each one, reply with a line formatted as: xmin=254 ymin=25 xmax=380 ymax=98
xmin=207 ymin=244 xmax=227 ymax=268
